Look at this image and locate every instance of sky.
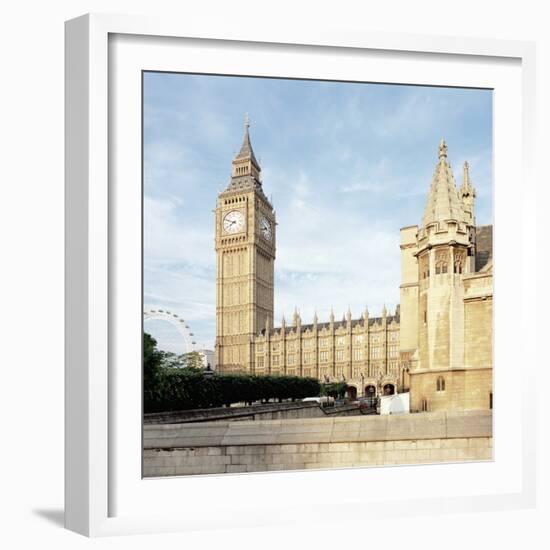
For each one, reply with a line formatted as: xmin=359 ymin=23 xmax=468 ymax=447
xmin=143 ymin=72 xmax=493 ymax=353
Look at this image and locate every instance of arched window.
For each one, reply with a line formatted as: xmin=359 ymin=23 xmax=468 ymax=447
xmin=436 ymin=261 xmax=448 ymax=275
xmin=436 ymin=376 xmax=445 ymax=392
xmin=421 ymin=398 xmax=428 ymax=412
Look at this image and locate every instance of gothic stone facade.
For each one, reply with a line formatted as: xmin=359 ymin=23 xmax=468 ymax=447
xmin=215 ymin=123 xmax=493 ymax=411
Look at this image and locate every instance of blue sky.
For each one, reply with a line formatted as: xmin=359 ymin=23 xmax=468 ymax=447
xmin=143 ymin=72 xmax=493 ymax=353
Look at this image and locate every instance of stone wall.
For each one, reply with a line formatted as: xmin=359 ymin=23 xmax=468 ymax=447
xmin=144 ymin=401 xmax=361 ymax=425
xmin=409 ymin=369 xmax=492 ymax=412
xmin=463 ymin=272 xmax=493 ymax=371
xmin=143 ymin=410 xmax=492 ymax=477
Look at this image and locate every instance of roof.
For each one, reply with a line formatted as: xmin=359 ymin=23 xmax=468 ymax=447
xmin=234 ymin=118 xmax=260 ymax=171
xmin=221 ymin=117 xmax=269 ymax=200
xmin=422 ymin=140 xmax=466 ymax=226
xmin=221 ymin=175 xmax=271 ymax=204
xmin=260 ymin=314 xmax=400 ymax=337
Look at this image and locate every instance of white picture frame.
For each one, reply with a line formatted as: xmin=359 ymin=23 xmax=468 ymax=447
xmin=65 ymin=13 xmax=537 ymax=537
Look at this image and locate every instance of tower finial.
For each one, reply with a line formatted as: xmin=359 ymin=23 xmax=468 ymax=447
xmin=439 ymin=138 xmax=448 ymax=159
xmin=293 ymin=306 xmax=300 ymax=326
xmin=463 ymin=161 xmax=471 ymax=187
xmin=244 ymin=112 xmax=250 ymax=130
xmin=460 ymin=160 xmax=476 ymax=225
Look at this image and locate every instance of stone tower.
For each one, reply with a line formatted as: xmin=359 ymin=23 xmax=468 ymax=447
xmin=404 ymin=140 xmax=490 ymax=411
xmin=214 ymin=117 xmax=276 ymax=373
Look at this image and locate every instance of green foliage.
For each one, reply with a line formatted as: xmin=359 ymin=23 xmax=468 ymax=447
xmin=144 ymin=370 xmax=321 ymax=413
xmin=143 ymin=332 xmax=165 ymax=408
xmin=180 ymin=351 xmax=204 ymax=370
xmin=320 ymin=381 xmax=348 ymax=400
xmin=143 ymin=332 xmax=321 ymax=413
xmin=160 ymin=350 xmax=204 ymax=371
xmin=160 ymin=351 xmax=186 ymax=369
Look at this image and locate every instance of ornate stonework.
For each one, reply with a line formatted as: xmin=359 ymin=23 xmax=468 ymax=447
xmin=214 ymin=119 xmax=276 ymax=374
xmin=215 ymin=128 xmax=493 ymax=410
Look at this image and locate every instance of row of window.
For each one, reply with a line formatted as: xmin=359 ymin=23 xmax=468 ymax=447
xmin=257 ymin=361 xmax=400 ymax=373
xmin=258 ymin=336 xmax=399 ymax=353
xmin=258 ymin=352 xmax=401 ymax=366
xmin=422 ymin=263 xmax=464 ymax=279
xmin=259 ymin=347 xmax=399 ymax=361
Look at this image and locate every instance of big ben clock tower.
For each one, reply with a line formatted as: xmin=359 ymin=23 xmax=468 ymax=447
xmin=214 ymin=117 xmax=276 ymax=373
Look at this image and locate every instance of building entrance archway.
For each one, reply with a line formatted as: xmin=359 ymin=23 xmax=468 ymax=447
xmin=365 ymin=385 xmax=376 ymax=397
xmin=346 ymin=386 xmax=357 ymax=400
xmin=383 ymin=383 xmax=395 ymax=396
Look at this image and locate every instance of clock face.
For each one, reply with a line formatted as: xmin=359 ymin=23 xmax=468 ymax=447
xmin=223 ymin=210 xmax=245 ymax=234
xmin=259 ymin=215 xmax=272 ymax=241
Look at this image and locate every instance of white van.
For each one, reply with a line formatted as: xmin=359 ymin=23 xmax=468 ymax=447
xmin=302 ymin=396 xmax=334 ymax=406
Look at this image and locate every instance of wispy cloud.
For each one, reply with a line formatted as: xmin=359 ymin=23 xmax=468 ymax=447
xmin=143 ymin=73 xmax=493 ymax=352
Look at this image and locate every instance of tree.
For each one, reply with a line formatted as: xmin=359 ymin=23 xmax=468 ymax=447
xmin=160 ymin=351 xmax=186 ymax=369
xmin=159 ymin=350 xmax=205 ymax=370
xmin=321 ymin=381 xmax=347 ymax=400
xmin=143 ymin=370 xmax=321 ymax=413
xmin=143 ymin=332 xmax=164 ymax=406
xmin=181 ymin=351 xmax=204 ymax=371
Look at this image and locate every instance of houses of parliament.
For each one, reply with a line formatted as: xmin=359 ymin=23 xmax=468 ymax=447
xmin=214 ymin=119 xmax=493 ymax=412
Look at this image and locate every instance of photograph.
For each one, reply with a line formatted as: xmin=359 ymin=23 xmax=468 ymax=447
xmin=142 ymin=72 xmax=494 ymax=477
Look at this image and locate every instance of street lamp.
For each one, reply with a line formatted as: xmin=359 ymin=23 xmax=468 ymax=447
xmin=376 ymin=371 xmax=384 ymax=396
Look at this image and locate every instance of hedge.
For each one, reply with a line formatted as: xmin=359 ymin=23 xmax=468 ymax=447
xmin=144 ymin=370 xmax=321 ymax=413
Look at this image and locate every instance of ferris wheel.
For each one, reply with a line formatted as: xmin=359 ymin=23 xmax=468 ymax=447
xmin=143 ymin=309 xmax=197 ymax=354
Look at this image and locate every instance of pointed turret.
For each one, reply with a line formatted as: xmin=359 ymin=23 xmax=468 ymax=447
xmin=234 ymin=114 xmax=261 ymax=171
xmin=460 ymin=161 xmax=476 ymax=225
xmin=225 ymin=114 xmax=264 ymax=193
xmin=293 ymin=307 xmax=301 ymax=327
xmin=422 ymin=139 xmax=464 ymax=227
xmin=329 ymin=307 xmax=335 ymax=325
xmin=313 ymin=310 xmax=318 ymax=326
